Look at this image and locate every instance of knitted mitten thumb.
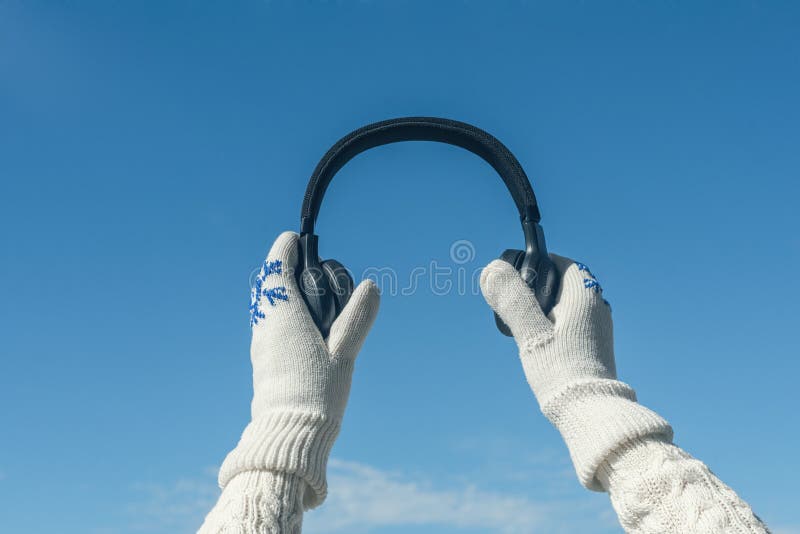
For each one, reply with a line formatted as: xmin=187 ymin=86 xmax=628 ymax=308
xmin=480 ymin=254 xmax=672 ymax=490
xmin=219 ymin=231 xmax=380 ymax=508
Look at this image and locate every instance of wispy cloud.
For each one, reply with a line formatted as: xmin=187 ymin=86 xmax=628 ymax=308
xmin=119 ymin=467 xmax=219 ymax=534
xmin=118 ymin=460 xmax=613 ymax=534
xmin=305 ymin=459 xmax=610 ymax=533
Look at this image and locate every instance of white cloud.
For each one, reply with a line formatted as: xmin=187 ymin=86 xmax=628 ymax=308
xmin=118 ymin=460 xmax=613 ymax=534
xmin=305 ymin=459 xmax=610 ymax=533
xmin=120 ymin=467 xmax=219 ymax=534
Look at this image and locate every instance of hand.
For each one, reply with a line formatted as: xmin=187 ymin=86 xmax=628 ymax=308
xmin=480 ymin=254 xmax=671 ymax=490
xmin=480 ymin=254 xmax=616 ymax=407
xmin=219 ymin=231 xmax=380 ymax=508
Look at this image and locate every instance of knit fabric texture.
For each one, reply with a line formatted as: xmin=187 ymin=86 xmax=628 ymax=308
xmin=481 ymin=254 xmax=768 ymax=532
xmin=208 ymin=231 xmax=380 ymax=527
xmin=198 ymin=471 xmax=305 ymax=534
xmin=481 ymin=254 xmax=672 ymax=489
xmin=598 ymin=437 xmax=769 ymax=533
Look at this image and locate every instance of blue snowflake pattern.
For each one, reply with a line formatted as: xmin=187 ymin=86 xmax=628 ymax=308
xmin=583 ymin=278 xmax=602 ymax=292
xmin=263 ymin=259 xmax=282 ymax=276
xmin=250 ymin=276 xmax=267 ymax=326
xmin=263 ymin=286 xmax=288 ymax=306
xmin=250 ymin=259 xmax=289 ymax=326
xmin=576 ymin=262 xmax=595 ymax=278
xmin=576 ymin=261 xmax=611 ymax=308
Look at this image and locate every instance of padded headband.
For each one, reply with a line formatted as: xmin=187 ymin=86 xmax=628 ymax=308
xmin=299 ymin=117 xmax=542 ymax=234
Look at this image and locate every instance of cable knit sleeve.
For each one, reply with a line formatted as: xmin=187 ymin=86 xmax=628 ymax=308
xmin=596 ymin=436 xmax=770 ymax=534
xmin=197 ymin=470 xmax=305 ymax=534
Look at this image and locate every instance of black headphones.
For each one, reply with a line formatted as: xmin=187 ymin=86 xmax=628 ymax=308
xmin=297 ymin=117 xmax=559 ymax=338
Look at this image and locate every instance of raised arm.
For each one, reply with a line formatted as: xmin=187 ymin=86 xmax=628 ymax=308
xmin=480 ymin=255 xmax=769 ymax=533
xmin=199 ymin=231 xmax=380 ymax=534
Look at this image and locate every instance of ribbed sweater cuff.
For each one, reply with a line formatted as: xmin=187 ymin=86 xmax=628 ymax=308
xmin=541 ymin=378 xmax=673 ymax=491
xmin=218 ymin=411 xmax=340 ymax=508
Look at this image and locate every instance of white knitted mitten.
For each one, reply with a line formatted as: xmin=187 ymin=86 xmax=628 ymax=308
xmin=480 ymin=254 xmax=672 ymax=490
xmin=218 ymin=231 xmax=380 ymax=509
xmin=481 ymin=254 xmax=769 ymax=533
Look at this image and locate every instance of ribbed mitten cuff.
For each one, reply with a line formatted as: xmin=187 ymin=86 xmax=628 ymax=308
xmin=541 ymin=378 xmax=673 ymax=491
xmin=218 ymin=411 xmax=340 ymax=508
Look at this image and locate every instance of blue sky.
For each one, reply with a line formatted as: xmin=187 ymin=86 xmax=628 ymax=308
xmin=1 ymin=1 xmax=799 ymax=532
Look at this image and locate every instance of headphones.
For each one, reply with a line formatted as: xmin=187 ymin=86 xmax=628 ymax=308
xmin=297 ymin=117 xmax=559 ymax=338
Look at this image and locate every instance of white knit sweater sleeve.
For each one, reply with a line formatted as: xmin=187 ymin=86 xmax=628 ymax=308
xmin=596 ymin=435 xmax=769 ymax=533
xmin=198 ymin=470 xmax=305 ymax=534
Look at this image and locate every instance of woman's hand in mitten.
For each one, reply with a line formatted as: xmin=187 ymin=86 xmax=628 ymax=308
xmin=219 ymin=231 xmax=380 ymax=508
xmin=480 ymin=255 xmax=671 ymax=490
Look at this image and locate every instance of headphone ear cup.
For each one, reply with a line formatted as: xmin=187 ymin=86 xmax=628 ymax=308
xmin=499 ymin=249 xmax=525 ymax=269
xmin=297 ymin=234 xmax=325 ymax=331
xmin=531 ymin=253 xmax=558 ymax=315
xmin=321 ymin=259 xmax=354 ymax=315
xmin=298 ymin=263 xmax=336 ymax=337
xmin=517 ymin=251 xmax=559 ymax=316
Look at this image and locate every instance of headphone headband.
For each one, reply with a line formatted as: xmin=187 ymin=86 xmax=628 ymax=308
xmin=299 ymin=117 xmax=541 ymax=234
